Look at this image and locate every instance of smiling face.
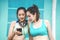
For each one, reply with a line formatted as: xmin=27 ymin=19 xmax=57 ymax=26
xmin=27 ymin=11 xmax=36 ymax=22
xmin=27 ymin=5 xmax=40 ymax=22
xmin=18 ymin=9 xmax=26 ymax=22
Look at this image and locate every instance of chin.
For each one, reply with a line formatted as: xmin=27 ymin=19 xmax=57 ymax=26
xmin=20 ymin=20 xmax=24 ymax=22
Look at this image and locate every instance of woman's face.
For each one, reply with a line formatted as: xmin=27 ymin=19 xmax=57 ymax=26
xmin=27 ymin=11 xmax=36 ymax=22
xmin=18 ymin=9 xmax=26 ymax=22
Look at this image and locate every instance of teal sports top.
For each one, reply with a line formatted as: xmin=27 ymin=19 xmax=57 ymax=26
xmin=30 ymin=20 xmax=48 ymax=37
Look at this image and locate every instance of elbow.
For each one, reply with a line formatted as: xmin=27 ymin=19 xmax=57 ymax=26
xmin=8 ymin=36 xmax=12 ymax=40
xmin=8 ymin=37 xmax=10 ymax=40
xmin=50 ymin=37 xmax=54 ymax=40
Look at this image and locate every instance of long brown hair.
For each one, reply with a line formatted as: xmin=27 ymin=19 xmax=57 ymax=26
xmin=27 ymin=4 xmax=40 ymax=21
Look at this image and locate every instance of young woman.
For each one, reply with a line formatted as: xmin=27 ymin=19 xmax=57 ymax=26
xmin=27 ymin=5 xmax=54 ymax=40
xmin=8 ymin=7 xmax=29 ymax=40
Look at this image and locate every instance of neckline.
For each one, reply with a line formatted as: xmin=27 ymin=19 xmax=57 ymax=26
xmin=31 ymin=20 xmax=43 ymax=29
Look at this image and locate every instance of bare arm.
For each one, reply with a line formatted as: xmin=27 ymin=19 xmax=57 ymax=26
xmin=8 ymin=21 xmax=16 ymax=40
xmin=45 ymin=20 xmax=54 ymax=40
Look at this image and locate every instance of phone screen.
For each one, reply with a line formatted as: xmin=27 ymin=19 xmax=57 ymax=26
xmin=17 ymin=28 xmax=22 ymax=32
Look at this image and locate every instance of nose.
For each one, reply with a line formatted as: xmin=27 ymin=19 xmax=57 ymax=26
xmin=20 ymin=15 xmax=23 ymax=17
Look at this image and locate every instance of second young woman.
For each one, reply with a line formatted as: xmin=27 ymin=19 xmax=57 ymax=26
xmin=27 ymin=5 xmax=54 ymax=40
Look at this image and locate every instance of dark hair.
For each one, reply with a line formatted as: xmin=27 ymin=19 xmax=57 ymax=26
xmin=17 ymin=7 xmax=26 ymax=18
xmin=27 ymin=4 xmax=40 ymax=21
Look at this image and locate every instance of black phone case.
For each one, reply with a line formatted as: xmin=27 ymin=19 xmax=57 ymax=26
xmin=17 ymin=28 xmax=22 ymax=32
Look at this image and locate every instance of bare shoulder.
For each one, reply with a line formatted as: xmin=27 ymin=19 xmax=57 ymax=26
xmin=43 ymin=20 xmax=50 ymax=28
xmin=40 ymin=19 xmax=50 ymax=24
xmin=44 ymin=20 xmax=50 ymax=24
xmin=11 ymin=21 xmax=16 ymax=25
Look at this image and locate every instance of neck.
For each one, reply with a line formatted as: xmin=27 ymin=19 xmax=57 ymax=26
xmin=33 ymin=19 xmax=40 ymax=23
xmin=33 ymin=20 xmax=36 ymax=23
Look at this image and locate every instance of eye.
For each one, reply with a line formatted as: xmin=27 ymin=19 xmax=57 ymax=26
xmin=22 ymin=14 xmax=25 ymax=16
xmin=18 ymin=14 xmax=21 ymax=16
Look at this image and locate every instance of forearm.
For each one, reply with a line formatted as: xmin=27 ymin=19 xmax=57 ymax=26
xmin=8 ymin=33 xmax=15 ymax=40
xmin=49 ymin=37 xmax=54 ymax=40
xmin=48 ymin=34 xmax=54 ymax=40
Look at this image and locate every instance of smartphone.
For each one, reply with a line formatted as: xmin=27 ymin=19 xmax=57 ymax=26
xmin=17 ymin=28 xmax=22 ymax=32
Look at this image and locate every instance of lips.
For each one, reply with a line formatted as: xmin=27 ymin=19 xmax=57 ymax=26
xmin=20 ymin=18 xmax=24 ymax=19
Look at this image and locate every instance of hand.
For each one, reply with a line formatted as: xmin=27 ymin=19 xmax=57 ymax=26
xmin=15 ymin=30 xmax=22 ymax=35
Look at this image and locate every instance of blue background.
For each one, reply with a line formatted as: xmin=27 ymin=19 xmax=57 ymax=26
xmin=0 ymin=0 xmax=60 ymax=40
